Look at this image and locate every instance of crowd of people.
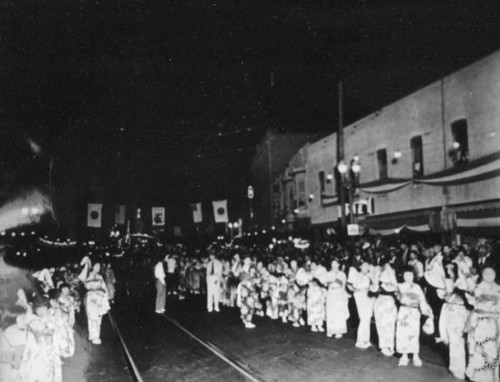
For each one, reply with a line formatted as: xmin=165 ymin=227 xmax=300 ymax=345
xmin=154 ymin=237 xmax=500 ymax=382
xmin=1 ymin=234 xmax=499 ymax=382
xmin=0 ymin=250 xmax=116 ymax=382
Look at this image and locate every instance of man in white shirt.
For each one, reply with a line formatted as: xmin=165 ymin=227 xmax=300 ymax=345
xmin=206 ymin=251 xmax=223 ymax=313
xmin=154 ymin=256 xmax=166 ymax=314
xmin=165 ymin=254 xmax=178 ymax=296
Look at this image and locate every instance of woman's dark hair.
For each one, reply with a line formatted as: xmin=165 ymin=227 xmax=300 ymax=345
xmin=32 ymin=294 xmax=49 ymax=311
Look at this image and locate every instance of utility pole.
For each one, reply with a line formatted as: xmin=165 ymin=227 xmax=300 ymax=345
xmin=337 ymin=81 xmax=347 ymax=239
xmin=266 ymin=138 xmax=273 ymax=228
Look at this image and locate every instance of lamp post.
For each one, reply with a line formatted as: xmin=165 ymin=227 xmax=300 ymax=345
xmin=337 ymin=158 xmax=361 ymax=257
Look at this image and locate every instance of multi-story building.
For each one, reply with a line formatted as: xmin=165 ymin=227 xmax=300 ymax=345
xmin=276 ymin=49 xmax=500 ymax=237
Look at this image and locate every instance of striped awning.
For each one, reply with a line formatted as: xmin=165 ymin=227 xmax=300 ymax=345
xmin=456 ymin=207 xmax=500 ymax=233
xmin=361 ymin=210 xmax=433 ymax=236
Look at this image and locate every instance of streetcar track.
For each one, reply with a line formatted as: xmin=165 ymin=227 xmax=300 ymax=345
xmin=162 ymin=313 xmax=267 ymax=382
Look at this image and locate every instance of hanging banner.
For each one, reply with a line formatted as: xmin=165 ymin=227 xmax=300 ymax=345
xmin=191 ymin=202 xmax=202 ymax=223
xmin=87 ymin=203 xmax=102 ymax=228
xmin=212 ymin=200 xmax=228 ymax=223
xmin=152 ymin=207 xmax=165 ymax=226
xmin=115 ymin=205 xmax=126 ymax=225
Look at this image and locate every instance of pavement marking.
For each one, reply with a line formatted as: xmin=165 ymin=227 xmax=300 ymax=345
xmin=108 ymin=312 xmax=145 ymax=382
xmin=163 ymin=313 xmax=267 ymax=382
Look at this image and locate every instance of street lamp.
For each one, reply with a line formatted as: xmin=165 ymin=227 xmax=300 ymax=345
xmin=337 ymin=157 xmax=361 ymax=241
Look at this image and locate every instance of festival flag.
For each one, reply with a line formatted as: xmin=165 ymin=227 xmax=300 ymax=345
xmin=87 ymin=203 xmax=102 ymax=228
xmin=212 ymin=200 xmax=228 ymax=223
xmin=191 ymin=202 xmax=202 ymax=223
xmin=115 ymin=205 xmax=126 ymax=225
xmin=152 ymin=207 xmax=165 ymax=226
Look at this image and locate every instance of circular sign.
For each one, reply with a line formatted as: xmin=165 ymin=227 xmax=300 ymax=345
xmin=217 ymin=207 xmax=225 ymax=215
xmin=247 ymin=185 xmax=254 ymax=199
xmin=90 ymin=211 xmax=100 ymax=220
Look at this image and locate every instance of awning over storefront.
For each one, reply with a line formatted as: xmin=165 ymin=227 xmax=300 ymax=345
xmin=456 ymin=207 xmax=500 ymax=235
xmin=360 ymin=209 xmax=435 ymax=236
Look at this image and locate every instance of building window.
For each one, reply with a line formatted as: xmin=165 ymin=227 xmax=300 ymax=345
xmin=411 ymin=135 xmax=423 ymax=178
xmin=377 ymin=149 xmax=388 ymax=180
xmin=451 ymin=119 xmax=469 ymax=165
xmin=297 ymin=178 xmax=306 ymax=207
xmin=318 ymin=171 xmax=325 ymax=194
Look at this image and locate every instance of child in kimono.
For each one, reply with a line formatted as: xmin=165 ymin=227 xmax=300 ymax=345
xmin=396 ymin=267 xmax=433 ymax=367
xmin=307 ymin=278 xmax=326 ymax=332
xmin=466 ymin=267 xmax=500 ymax=382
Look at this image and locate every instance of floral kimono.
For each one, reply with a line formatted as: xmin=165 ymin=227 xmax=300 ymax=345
xmin=85 ymin=272 xmax=110 ymax=342
xmin=0 ymin=321 xmax=37 ymax=382
xmin=237 ymin=276 xmax=262 ymax=324
xmin=266 ymin=274 xmax=280 ymax=319
xmin=307 ymin=282 xmax=326 ymax=327
xmin=287 ymin=268 xmax=308 ymax=326
xmin=439 ymin=277 xmax=472 ymax=380
xmin=395 ymin=282 xmax=432 ymax=354
xmin=323 ymin=270 xmax=349 ymax=336
xmin=58 ymin=294 xmax=78 ymax=328
xmin=28 ymin=313 xmax=62 ymax=382
xmin=277 ymin=275 xmax=289 ymax=321
xmin=49 ymin=306 xmax=75 ymax=358
xmin=466 ymin=281 xmax=500 ymax=382
xmin=373 ymin=265 xmax=398 ymax=354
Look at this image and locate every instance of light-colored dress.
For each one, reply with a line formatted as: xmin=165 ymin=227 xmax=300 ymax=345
xmin=28 ymin=313 xmax=62 ymax=382
xmin=396 ymin=282 xmax=432 ymax=354
xmin=323 ymin=270 xmax=349 ymax=336
xmin=439 ymin=277 xmax=472 ymax=379
xmin=307 ymin=283 xmax=326 ymax=327
xmin=348 ymin=267 xmax=374 ymax=347
xmin=85 ymin=272 xmax=110 ymax=341
xmin=466 ymin=281 xmax=500 ymax=382
xmin=373 ymin=266 xmax=398 ymax=352
xmin=237 ymin=276 xmax=261 ymax=324
xmin=0 ymin=323 xmax=37 ymax=382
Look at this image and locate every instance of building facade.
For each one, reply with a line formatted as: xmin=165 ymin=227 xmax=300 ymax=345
xmin=275 ymin=49 xmax=500 ymax=237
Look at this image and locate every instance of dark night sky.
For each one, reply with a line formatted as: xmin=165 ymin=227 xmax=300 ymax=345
xmin=2 ymin=0 xmax=500 ymax=227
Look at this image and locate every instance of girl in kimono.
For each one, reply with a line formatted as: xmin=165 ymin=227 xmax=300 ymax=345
xmin=104 ymin=263 xmax=117 ymax=304
xmin=48 ymin=290 xmax=75 ymax=358
xmin=396 ymin=267 xmax=433 ymax=367
xmin=348 ymin=261 xmax=374 ymax=349
xmin=58 ymin=283 xmax=78 ymax=328
xmin=28 ymin=296 xmax=62 ymax=382
xmin=237 ymin=267 xmax=261 ymax=329
xmin=439 ymin=262 xmax=473 ymax=380
xmin=228 ymin=254 xmax=242 ymax=307
xmin=466 ymin=267 xmax=500 ymax=382
xmin=324 ymin=258 xmax=349 ymax=338
xmin=289 ymin=264 xmax=308 ymax=327
xmin=373 ymin=260 xmax=398 ymax=356
xmin=85 ymin=262 xmax=110 ymax=345
xmin=266 ymin=264 xmax=279 ymax=320
xmin=307 ymin=278 xmax=326 ymax=332
xmin=220 ymin=259 xmax=231 ymax=306
xmin=277 ymin=273 xmax=290 ymax=323
xmin=0 ymin=306 xmax=36 ymax=382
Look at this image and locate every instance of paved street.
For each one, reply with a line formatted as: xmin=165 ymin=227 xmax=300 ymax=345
xmin=93 ymin=293 xmax=459 ymax=382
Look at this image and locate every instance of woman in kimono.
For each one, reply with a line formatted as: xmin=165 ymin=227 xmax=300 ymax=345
xmin=48 ymin=290 xmax=74 ymax=359
xmin=307 ymin=277 xmax=326 ymax=332
xmin=265 ymin=264 xmax=280 ymax=320
xmin=237 ymin=267 xmax=261 ymax=329
xmin=288 ymin=263 xmax=308 ymax=327
xmin=228 ymin=254 xmax=242 ymax=307
xmin=85 ymin=262 xmax=110 ymax=345
xmin=0 ymin=306 xmax=36 ymax=382
xmin=348 ymin=261 xmax=374 ymax=349
xmin=396 ymin=267 xmax=433 ymax=367
xmin=220 ymin=258 xmax=231 ymax=306
xmin=466 ymin=267 xmax=500 ymax=382
xmin=439 ymin=262 xmax=473 ymax=380
xmin=104 ymin=263 xmax=117 ymax=304
xmin=28 ymin=295 xmax=62 ymax=382
xmin=324 ymin=258 xmax=349 ymax=338
xmin=373 ymin=260 xmax=398 ymax=356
